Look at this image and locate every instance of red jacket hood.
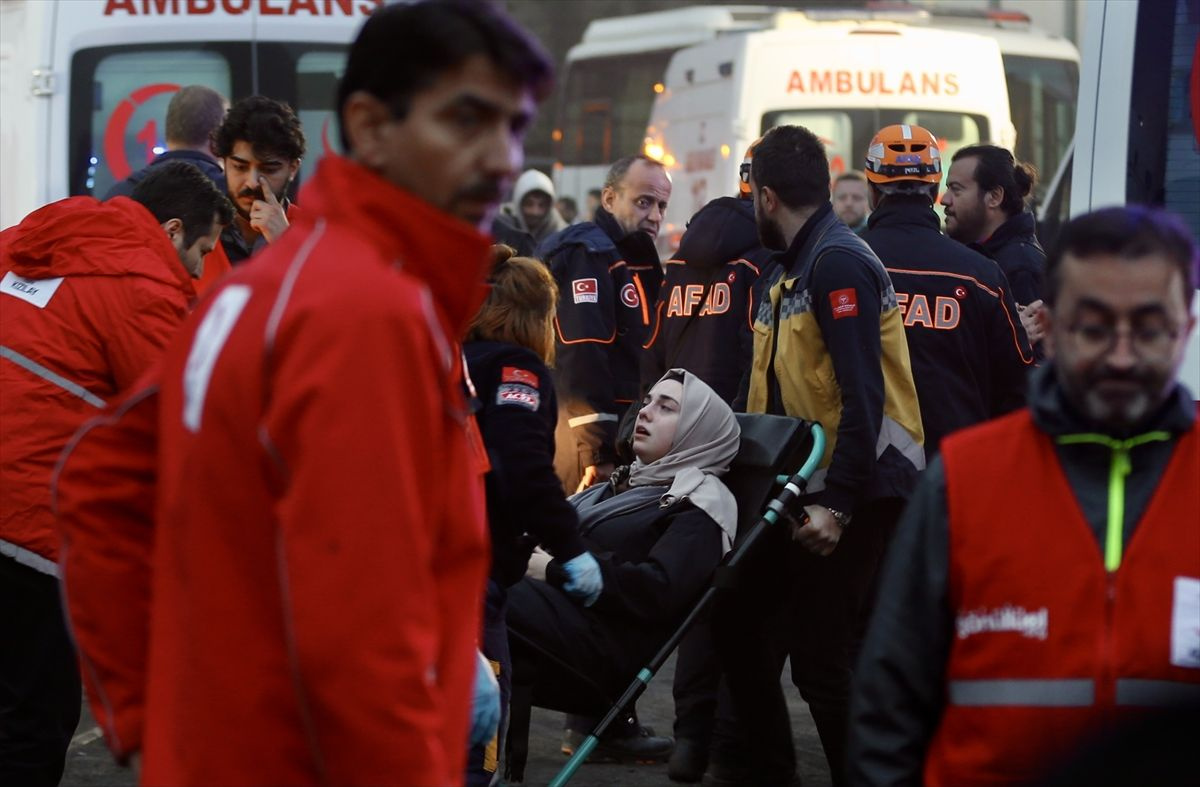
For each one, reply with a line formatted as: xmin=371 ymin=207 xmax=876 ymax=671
xmin=2 ymin=196 xmax=195 ymax=298
xmin=296 ymin=155 xmax=492 ymax=334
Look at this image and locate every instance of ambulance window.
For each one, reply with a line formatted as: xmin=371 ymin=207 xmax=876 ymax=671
xmin=73 ymin=49 xmax=233 ymax=198
xmin=763 ymin=109 xmax=987 ymax=191
xmin=292 ymin=50 xmax=347 ymax=185
xmin=762 ymin=111 xmax=856 ymax=177
xmin=1002 ymin=55 xmax=1078 ymax=203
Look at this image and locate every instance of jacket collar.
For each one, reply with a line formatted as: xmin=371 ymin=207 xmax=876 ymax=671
xmin=866 ymin=197 xmax=942 ymax=232
xmin=1028 ymin=364 xmax=1196 ymax=439
xmin=295 ymin=155 xmax=491 ymax=334
xmin=778 ymin=202 xmax=835 ymax=274
xmin=980 ymin=211 xmax=1040 ymax=254
xmin=594 ymin=206 xmax=660 ymax=267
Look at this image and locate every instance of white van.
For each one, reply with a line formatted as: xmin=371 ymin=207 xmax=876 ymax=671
xmin=644 ymin=17 xmax=1016 ymax=252
xmin=0 ymin=0 xmax=374 ymax=229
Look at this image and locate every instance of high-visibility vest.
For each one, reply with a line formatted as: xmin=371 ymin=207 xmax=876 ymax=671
xmin=927 ymin=408 xmax=1200 ymax=785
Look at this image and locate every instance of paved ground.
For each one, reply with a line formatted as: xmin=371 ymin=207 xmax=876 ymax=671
xmin=62 ymin=656 xmax=831 ymax=787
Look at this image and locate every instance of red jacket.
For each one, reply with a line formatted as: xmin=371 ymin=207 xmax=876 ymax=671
xmin=0 ymin=196 xmax=194 ymax=571
xmin=928 ymin=410 xmax=1200 ymax=784
xmin=55 ymin=155 xmax=493 ymax=786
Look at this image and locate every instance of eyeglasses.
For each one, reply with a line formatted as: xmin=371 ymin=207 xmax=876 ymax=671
xmin=1067 ymin=321 xmax=1180 ymax=358
xmin=739 ymin=162 xmax=751 ymax=185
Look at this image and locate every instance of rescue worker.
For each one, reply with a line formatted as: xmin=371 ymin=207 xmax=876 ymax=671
xmin=198 ymin=94 xmax=306 ymax=291
xmin=0 ymin=161 xmax=230 ymax=786
xmin=103 ymin=84 xmax=228 ymax=200
xmin=463 ymin=245 xmax=602 ymax=786
xmin=850 ymin=205 xmax=1200 ymax=785
xmin=832 ymin=170 xmax=871 ymax=235
xmin=52 ymin=2 xmax=551 ymax=784
xmin=942 ymin=143 xmax=1044 ymax=307
xmin=642 ymin=138 xmax=772 ymax=405
xmin=709 ymin=125 xmax=924 ymax=787
xmin=539 ymin=154 xmax=670 ymax=494
xmin=861 ymin=123 xmax=1034 ymax=458
xmin=637 ymin=139 xmax=772 ymax=782
xmin=494 ymin=168 xmax=567 ymax=247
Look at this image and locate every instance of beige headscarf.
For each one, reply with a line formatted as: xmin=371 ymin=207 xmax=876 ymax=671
xmin=573 ymin=370 xmax=741 ymax=552
xmin=630 ymin=369 xmax=741 ymax=553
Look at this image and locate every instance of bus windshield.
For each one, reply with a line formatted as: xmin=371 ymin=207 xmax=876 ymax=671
xmin=558 ymin=50 xmax=673 ymax=166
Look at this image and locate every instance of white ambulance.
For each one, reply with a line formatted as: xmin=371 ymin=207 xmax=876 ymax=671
xmin=0 ymin=0 xmax=376 ymax=229
xmin=1060 ymin=0 xmax=1199 ymax=394
xmin=644 ymin=15 xmax=1018 ymax=252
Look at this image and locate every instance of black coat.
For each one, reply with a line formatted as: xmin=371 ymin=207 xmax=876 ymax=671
xmin=642 ymin=196 xmax=774 ymax=404
xmin=506 ymin=488 xmax=723 ymax=694
xmin=973 ymin=211 xmax=1045 ymax=306
xmin=864 ymin=198 xmax=1034 ymax=457
xmin=102 ymin=149 xmax=226 ymax=201
xmin=465 ymin=341 xmax=586 ymax=585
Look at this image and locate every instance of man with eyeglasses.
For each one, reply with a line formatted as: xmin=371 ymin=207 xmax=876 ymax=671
xmin=849 ymin=205 xmax=1200 ymax=786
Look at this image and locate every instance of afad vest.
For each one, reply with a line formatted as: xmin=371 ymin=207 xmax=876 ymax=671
xmin=929 ymin=409 xmax=1200 ymax=785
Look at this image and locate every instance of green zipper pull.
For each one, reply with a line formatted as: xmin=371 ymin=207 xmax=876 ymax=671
xmin=1105 ymin=446 xmax=1133 ymax=572
xmin=1056 ymin=430 xmax=1171 ymax=573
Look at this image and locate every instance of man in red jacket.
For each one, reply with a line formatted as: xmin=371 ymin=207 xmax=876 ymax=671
xmin=0 ymin=160 xmax=230 ymax=786
xmin=850 ymin=205 xmax=1199 ymax=785
xmin=54 ymin=2 xmax=551 ymax=785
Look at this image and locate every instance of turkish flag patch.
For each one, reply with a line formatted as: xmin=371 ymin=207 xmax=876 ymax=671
xmin=829 ymin=288 xmax=859 ymax=319
xmin=572 ymin=278 xmax=599 ymax=304
xmin=502 ymin=366 xmax=539 ymax=388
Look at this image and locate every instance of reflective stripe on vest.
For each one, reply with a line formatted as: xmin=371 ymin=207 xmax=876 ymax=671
xmin=948 ymin=678 xmax=1094 ymax=707
xmin=1115 ymin=678 xmax=1200 ymax=706
xmin=0 ymin=345 xmax=105 ymax=409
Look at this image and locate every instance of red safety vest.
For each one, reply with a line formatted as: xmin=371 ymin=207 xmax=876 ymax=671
xmin=926 ymin=408 xmax=1200 ymax=785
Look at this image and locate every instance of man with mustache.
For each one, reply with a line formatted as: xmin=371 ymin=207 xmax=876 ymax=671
xmin=52 ymin=1 xmax=550 ymax=783
xmin=199 ymin=95 xmax=306 ymax=291
xmin=850 ymin=205 xmax=1200 ymax=785
xmin=539 ymin=155 xmax=671 ymax=497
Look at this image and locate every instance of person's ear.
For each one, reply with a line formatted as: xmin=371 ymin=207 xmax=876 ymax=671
xmin=984 ymin=186 xmax=1004 ymax=210
xmin=160 ymin=217 xmax=183 ymax=243
xmin=287 ymin=158 xmax=300 ymax=184
xmin=760 ymin=185 xmax=778 ymax=215
xmin=601 ymin=185 xmax=618 ymax=213
xmin=342 ymin=91 xmax=397 ymax=170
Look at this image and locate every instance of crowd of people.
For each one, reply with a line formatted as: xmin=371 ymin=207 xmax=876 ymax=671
xmin=1 ymin=2 xmax=1197 ymax=786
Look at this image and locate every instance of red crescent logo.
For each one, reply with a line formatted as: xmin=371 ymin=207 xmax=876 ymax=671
xmin=102 ymin=83 xmax=180 ymax=181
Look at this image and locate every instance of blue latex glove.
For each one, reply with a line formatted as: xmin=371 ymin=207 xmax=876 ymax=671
xmin=469 ymin=650 xmax=500 ymax=749
xmin=562 ymin=551 xmax=603 ymax=607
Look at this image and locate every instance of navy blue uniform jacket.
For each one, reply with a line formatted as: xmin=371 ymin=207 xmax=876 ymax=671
xmin=642 ymin=196 xmax=774 ymax=404
xmin=864 ymin=198 xmax=1034 ymax=457
xmin=539 ymin=208 xmax=662 ymax=479
xmin=465 ymin=341 xmax=586 ymax=585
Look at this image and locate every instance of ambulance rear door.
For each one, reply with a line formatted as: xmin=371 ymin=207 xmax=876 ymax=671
xmin=51 ymin=0 xmax=372 ymax=208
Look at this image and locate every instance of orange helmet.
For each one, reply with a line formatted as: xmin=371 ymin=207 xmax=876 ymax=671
xmin=737 ymin=137 xmax=764 ymax=198
xmin=863 ymin=124 xmax=942 ymax=186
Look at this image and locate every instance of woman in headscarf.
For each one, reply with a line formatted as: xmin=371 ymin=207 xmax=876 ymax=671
xmin=506 ymin=368 xmax=741 ymax=762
